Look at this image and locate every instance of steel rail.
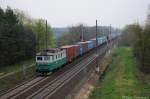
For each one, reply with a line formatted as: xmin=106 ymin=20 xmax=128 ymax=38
xmin=27 ymin=55 xmax=96 ymax=99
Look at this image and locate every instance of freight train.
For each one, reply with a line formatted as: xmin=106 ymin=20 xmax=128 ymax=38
xmin=36 ymin=33 xmax=118 ymax=74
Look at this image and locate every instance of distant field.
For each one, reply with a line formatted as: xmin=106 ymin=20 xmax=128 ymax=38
xmin=90 ymin=47 xmax=150 ymax=99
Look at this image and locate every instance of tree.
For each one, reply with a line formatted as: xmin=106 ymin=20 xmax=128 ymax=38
xmin=58 ymin=24 xmax=120 ymax=46
xmin=57 ymin=24 xmax=85 ymax=46
xmin=121 ymin=24 xmax=142 ymax=46
xmin=32 ymin=19 xmax=56 ymax=51
xmin=122 ymin=17 xmax=150 ymax=73
xmin=0 ymin=7 xmax=35 ymax=66
xmin=146 ymin=5 xmax=150 ymax=25
xmin=14 ymin=10 xmax=56 ymax=51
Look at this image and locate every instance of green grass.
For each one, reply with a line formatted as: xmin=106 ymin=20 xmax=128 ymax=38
xmin=0 ymin=59 xmax=36 ymax=93
xmin=90 ymin=47 xmax=150 ymax=99
xmin=0 ymin=59 xmax=34 ymax=76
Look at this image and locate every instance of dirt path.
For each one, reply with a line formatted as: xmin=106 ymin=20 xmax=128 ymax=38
xmin=74 ymin=52 xmax=112 ymax=99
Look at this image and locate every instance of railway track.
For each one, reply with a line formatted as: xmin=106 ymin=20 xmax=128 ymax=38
xmin=0 ymin=77 xmax=49 ymax=99
xmin=0 ymin=76 xmax=36 ymax=96
xmin=0 ymin=39 xmax=117 ymax=99
xmin=0 ymin=45 xmax=97 ymax=98
xmin=27 ymin=54 xmax=97 ymax=99
xmin=28 ymin=44 xmax=108 ymax=99
xmin=0 ymin=54 xmax=97 ymax=99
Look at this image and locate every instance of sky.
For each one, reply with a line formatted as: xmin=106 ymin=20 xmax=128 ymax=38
xmin=1 ymin=0 xmax=150 ymax=28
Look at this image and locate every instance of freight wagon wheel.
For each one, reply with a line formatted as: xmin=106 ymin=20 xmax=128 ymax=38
xmin=41 ymin=72 xmax=48 ymax=76
xmin=47 ymin=72 xmax=52 ymax=76
xmin=36 ymin=72 xmax=47 ymax=76
xmin=36 ymin=72 xmax=42 ymax=77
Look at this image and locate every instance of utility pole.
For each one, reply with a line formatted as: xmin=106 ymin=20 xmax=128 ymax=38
xmin=80 ymin=25 xmax=84 ymax=42
xmin=107 ymin=24 xmax=112 ymax=54
xmin=96 ymin=20 xmax=98 ymax=56
xmin=96 ymin=20 xmax=99 ymax=71
xmin=45 ymin=20 xmax=48 ymax=50
xmin=110 ymin=24 xmax=112 ymax=50
xmin=95 ymin=20 xmax=100 ymax=73
xmin=109 ymin=24 xmax=111 ymax=39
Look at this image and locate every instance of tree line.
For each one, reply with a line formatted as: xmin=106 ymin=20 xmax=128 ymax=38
xmin=0 ymin=7 xmax=120 ymax=67
xmin=57 ymin=24 xmax=120 ymax=46
xmin=0 ymin=7 xmax=56 ymax=67
xmin=121 ymin=6 xmax=150 ymax=73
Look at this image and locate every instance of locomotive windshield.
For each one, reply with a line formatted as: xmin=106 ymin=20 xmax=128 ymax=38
xmin=44 ymin=56 xmax=50 ymax=60
xmin=37 ymin=57 xmax=42 ymax=61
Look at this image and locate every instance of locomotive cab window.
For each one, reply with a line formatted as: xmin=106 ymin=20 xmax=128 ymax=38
xmin=44 ymin=56 xmax=50 ymax=61
xmin=56 ymin=55 xmax=57 ymax=59
xmin=37 ymin=57 xmax=42 ymax=61
xmin=52 ymin=56 xmax=54 ymax=60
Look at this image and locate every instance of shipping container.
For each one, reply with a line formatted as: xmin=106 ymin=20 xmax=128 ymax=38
xmin=77 ymin=41 xmax=88 ymax=55
xmin=61 ymin=45 xmax=75 ymax=62
xmin=97 ymin=37 xmax=103 ymax=45
xmin=101 ymin=36 xmax=107 ymax=44
xmin=77 ymin=42 xmax=83 ymax=55
xmin=90 ymin=38 xmax=96 ymax=48
xmin=86 ymin=41 xmax=94 ymax=51
xmin=72 ymin=45 xmax=80 ymax=58
xmin=103 ymin=36 xmax=107 ymax=43
xmin=83 ymin=42 xmax=88 ymax=53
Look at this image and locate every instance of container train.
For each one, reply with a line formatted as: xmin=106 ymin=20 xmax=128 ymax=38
xmin=36 ymin=33 xmax=118 ymax=74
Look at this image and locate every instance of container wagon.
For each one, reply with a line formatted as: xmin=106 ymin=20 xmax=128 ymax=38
xmin=61 ymin=45 xmax=75 ymax=62
xmin=90 ymin=38 xmax=96 ymax=48
xmin=77 ymin=42 xmax=88 ymax=54
xmin=86 ymin=41 xmax=94 ymax=51
xmin=77 ymin=42 xmax=83 ymax=56
xmin=97 ymin=37 xmax=103 ymax=45
xmin=36 ymin=34 xmax=118 ymax=74
xmin=72 ymin=45 xmax=80 ymax=58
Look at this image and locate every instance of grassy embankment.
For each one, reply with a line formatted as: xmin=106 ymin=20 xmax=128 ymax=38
xmin=0 ymin=59 xmax=36 ymax=93
xmin=90 ymin=47 xmax=150 ymax=99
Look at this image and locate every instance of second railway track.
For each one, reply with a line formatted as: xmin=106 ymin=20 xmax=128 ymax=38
xmin=0 ymin=77 xmax=49 ymax=99
xmin=0 ymin=39 xmax=117 ymax=99
xmin=27 ymin=54 xmax=97 ymax=99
